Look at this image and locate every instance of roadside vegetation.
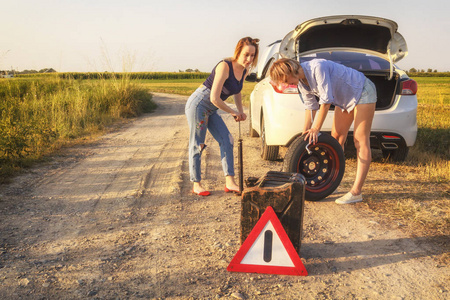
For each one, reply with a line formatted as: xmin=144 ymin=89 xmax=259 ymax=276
xmin=0 ymin=74 xmax=155 ymax=182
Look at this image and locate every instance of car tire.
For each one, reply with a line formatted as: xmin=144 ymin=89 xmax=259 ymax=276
xmin=248 ymin=102 xmax=259 ymax=138
xmin=260 ymin=114 xmax=279 ymax=161
xmin=282 ymin=133 xmax=345 ymax=201
xmin=382 ymin=147 xmax=409 ymax=162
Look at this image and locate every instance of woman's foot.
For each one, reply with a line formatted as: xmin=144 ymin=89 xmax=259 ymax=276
xmin=335 ymin=192 xmax=362 ymax=204
xmin=192 ymin=190 xmax=210 ymax=196
xmin=225 ymin=176 xmax=240 ymax=193
xmin=224 ymin=186 xmax=240 ymax=193
xmin=192 ymin=183 xmax=210 ymax=196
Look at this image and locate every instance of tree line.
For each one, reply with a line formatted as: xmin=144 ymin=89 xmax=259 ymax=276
xmin=408 ymin=68 xmax=441 ymax=73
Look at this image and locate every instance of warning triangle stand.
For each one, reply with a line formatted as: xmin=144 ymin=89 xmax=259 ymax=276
xmin=227 ymin=206 xmax=308 ymax=276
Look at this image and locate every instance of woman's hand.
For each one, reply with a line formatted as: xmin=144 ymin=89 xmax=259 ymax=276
xmin=232 ymin=112 xmax=247 ymax=122
xmin=303 ymin=104 xmax=330 ymax=144
xmin=304 ymin=127 xmax=320 ymax=144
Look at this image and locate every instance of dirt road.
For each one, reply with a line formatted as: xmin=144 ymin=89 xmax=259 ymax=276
xmin=0 ymin=93 xmax=448 ymax=299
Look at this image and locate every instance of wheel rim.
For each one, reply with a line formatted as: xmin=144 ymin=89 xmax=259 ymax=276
xmin=295 ymin=142 xmax=341 ymax=193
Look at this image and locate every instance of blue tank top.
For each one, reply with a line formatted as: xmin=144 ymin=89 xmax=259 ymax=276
xmin=203 ymin=60 xmax=247 ymax=100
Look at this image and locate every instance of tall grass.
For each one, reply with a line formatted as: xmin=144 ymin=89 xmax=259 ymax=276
xmin=407 ymin=77 xmax=450 ymax=183
xmin=0 ymin=75 xmax=155 ymax=181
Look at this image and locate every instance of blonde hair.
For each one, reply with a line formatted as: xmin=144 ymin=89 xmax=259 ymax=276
xmin=232 ymin=37 xmax=260 ymax=70
xmin=269 ymin=58 xmax=301 ymax=84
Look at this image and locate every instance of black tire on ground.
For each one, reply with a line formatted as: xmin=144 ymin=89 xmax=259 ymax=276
xmin=260 ymin=114 xmax=279 ymax=161
xmin=282 ymin=133 xmax=345 ymax=201
xmin=248 ymin=102 xmax=259 ymax=138
xmin=382 ymin=147 xmax=409 ymax=162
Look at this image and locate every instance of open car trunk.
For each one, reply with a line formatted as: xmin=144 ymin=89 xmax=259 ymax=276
xmin=298 ymin=51 xmax=401 ymax=111
xmin=364 ymin=72 xmax=399 ymax=110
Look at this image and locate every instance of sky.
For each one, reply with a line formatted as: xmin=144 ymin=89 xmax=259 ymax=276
xmin=2 ymin=0 xmax=449 ymax=73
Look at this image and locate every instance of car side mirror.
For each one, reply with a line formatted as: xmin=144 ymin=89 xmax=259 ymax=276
xmin=245 ymin=73 xmax=257 ymax=82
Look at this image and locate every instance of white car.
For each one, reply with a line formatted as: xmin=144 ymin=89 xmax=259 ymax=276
xmin=249 ymin=15 xmax=418 ymax=163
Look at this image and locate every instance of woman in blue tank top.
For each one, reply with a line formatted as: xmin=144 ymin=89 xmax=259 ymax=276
xmin=185 ymin=37 xmax=259 ymax=196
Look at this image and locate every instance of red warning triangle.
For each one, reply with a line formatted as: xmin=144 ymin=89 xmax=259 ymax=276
xmin=227 ymin=206 xmax=307 ymax=276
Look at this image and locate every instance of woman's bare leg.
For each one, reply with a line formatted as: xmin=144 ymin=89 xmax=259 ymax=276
xmin=350 ymin=103 xmax=376 ymax=195
xmin=331 ymin=108 xmax=354 ymax=150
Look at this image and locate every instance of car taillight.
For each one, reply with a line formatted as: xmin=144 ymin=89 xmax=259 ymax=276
xmin=382 ymin=135 xmax=401 ymax=140
xmin=400 ymin=79 xmax=418 ymax=95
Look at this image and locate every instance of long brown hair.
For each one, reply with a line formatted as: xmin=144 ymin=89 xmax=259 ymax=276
xmin=232 ymin=37 xmax=259 ymax=70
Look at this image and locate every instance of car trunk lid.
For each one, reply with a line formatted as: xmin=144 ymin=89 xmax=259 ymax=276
xmin=279 ymin=15 xmax=408 ymax=79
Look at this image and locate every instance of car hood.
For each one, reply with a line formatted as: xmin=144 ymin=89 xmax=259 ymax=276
xmin=280 ymin=15 xmax=408 ymax=64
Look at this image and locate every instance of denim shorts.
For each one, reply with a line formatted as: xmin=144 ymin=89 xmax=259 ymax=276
xmin=358 ymin=78 xmax=377 ymax=105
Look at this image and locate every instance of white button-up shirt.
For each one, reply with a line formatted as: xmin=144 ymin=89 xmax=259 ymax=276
xmin=299 ymin=59 xmax=366 ymax=112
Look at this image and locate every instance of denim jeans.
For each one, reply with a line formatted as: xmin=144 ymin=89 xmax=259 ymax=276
xmin=185 ymin=86 xmax=235 ymax=182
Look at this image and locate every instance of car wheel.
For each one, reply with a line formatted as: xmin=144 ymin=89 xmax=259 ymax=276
xmin=282 ymin=133 xmax=345 ymax=201
xmin=382 ymin=147 xmax=409 ymax=162
xmin=260 ymin=114 xmax=279 ymax=160
xmin=248 ymin=101 xmax=259 ymax=138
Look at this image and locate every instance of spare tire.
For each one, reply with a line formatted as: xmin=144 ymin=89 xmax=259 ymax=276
xmin=282 ymin=133 xmax=345 ymax=201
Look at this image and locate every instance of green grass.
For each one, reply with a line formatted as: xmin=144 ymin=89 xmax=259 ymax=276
xmin=413 ymin=77 xmax=450 ymax=105
xmin=0 ymin=75 xmax=155 ymax=182
xmin=140 ymin=78 xmax=257 ymax=105
xmin=404 ymin=77 xmax=450 ymax=185
xmin=140 ymin=79 xmax=205 ymax=96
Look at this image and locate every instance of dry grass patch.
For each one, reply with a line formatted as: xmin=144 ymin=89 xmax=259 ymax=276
xmin=348 ymin=154 xmax=450 ymax=237
xmin=353 ymin=77 xmax=450 ymax=238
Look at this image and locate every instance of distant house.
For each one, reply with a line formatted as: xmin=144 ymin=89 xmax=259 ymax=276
xmin=0 ymin=70 xmax=14 ymax=78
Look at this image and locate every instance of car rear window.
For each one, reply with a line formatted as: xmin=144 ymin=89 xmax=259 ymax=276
xmin=299 ymin=51 xmax=390 ymax=71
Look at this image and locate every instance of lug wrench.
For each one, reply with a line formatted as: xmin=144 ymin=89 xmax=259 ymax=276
xmin=305 ymin=132 xmax=321 ymax=154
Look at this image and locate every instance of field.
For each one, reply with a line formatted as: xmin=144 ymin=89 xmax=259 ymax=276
xmin=409 ymin=77 xmax=449 ymax=182
xmin=139 ymin=78 xmax=256 ymax=107
xmin=0 ymin=74 xmax=449 ymax=235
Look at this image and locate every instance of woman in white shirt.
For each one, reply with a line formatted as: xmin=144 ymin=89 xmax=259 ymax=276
xmin=270 ymin=58 xmax=377 ymax=204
